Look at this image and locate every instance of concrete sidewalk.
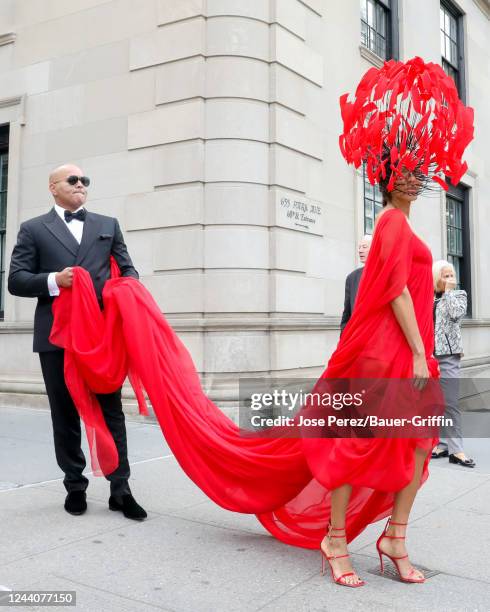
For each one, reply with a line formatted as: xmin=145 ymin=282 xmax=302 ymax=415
xmin=1 ymin=404 xmax=489 ymax=612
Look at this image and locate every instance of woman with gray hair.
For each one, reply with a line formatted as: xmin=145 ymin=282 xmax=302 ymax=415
xmin=431 ymin=260 xmax=475 ymax=467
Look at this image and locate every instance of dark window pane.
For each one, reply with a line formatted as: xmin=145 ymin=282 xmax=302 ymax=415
xmin=444 ymin=35 xmax=451 ymax=61
xmin=0 ymin=146 xmax=8 ymax=317
xmin=444 ymin=11 xmax=450 ymax=33
xmin=367 ymin=0 xmax=375 ymax=26
xmin=361 ymin=0 xmax=368 ymax=22
xmin=455 ymin=203 xmax=462 ymax=227
xmin=369 ymin=26 xmax=376 ymax=51
xmin=361 ymin=0 xmax=392 ymax=60
xmin=442 ymin=59 xmax=458 ymax=89
xmin=450 ymin=40 xmax=457 ymax=65
xmin=447 ymin=227 xmax=454 ymax=252
xmin=361 ymin=20 xmax=368 ymax=46
xmin=446 ymin=190 xmax=468 ymax=297
xmin=365 ymin=181 xmax=373 ymax=200
xmin=379 ymin=36 xmax=386 ymax=58
xmin=0 ymin=197 xmax=6 ymax=230
xmin=365 ymin=199 xmax=374 ymax=220
xmin=377 ymin=5 xmax=386 ymax=35
xmin=440 ymin=1 xmax=462 ymax=101
xmin=446 ymin=200 xmax=454 ymax=224
xmin=449 ymin=12 xmax=457 ymax=39
xmin=363 ymin=163 xmax=384 ymax=235
xmin=0 ymin=155 xmax=7 ymax=191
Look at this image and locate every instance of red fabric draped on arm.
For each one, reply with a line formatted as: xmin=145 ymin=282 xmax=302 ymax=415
xmin=257 ymin=208 xmax=441 ymax=547
xmin=49 ymin=217 xmax=440 ymax=549
xmin=326 ymin=208 xmax=416 ymax=379
xmin=49 ymin=258 xmax=148 ymax=476
xmin=50 ymin=267 xmax=312 ymax=511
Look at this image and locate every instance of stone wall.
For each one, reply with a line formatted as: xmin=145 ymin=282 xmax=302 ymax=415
xmin=0 ymin=0 xmax=489 ymax=417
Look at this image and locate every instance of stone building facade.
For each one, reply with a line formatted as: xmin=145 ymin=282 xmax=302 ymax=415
xmin=0 ymin=0 xmax=489 ymax=415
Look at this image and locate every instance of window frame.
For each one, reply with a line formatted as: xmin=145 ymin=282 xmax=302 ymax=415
xmin=362 ymin=163 xmax=383 ymax=236
xmin=446 ymin=182 xmax=471 ymax=317
xmin=360 ymin=0 xmax=399 ymax=61
xmin=440 ymin=0 xmax=466 ymax=102
xmin=0 ymin=124 xmax=9 ymax=321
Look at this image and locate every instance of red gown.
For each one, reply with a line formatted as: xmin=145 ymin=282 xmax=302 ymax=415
xmin=50 ymin=207 xmax=439 ymax=549
xmin=258 ymin=207 xmax=440 ymax=546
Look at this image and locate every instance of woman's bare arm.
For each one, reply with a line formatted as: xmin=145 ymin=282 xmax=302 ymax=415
xmin=391 ymin=287 xmax=429 ymax=388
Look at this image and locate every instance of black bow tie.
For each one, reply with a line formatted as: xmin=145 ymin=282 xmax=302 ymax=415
xmin=64 ymin=209 xmax=86 ymax=223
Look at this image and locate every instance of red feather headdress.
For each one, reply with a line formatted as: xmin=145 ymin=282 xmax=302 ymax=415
xmin=339 ymin=56 xmax=474 ymax=192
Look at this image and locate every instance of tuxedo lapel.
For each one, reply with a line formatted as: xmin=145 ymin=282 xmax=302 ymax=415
xmin=43 ymin=208 xmax=79 ymax=256
xmin=76 ymin=212 xmax=102 ymax=265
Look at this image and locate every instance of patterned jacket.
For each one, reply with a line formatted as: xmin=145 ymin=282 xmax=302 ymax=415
xmin=434 ymin=290 xmax=467 ymax=356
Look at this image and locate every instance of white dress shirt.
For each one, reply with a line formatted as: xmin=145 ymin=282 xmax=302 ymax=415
xmin=47 ymin=203 xmax=86 ymax=296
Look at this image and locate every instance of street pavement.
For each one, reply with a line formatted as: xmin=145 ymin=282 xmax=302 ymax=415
xmin=1 ymin=404 xmax=489 ymax=612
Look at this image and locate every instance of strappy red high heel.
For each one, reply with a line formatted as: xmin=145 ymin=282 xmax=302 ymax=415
xmin=376 ymin=518 xmax=425 ymax=583
xmin=320 ymin=523 xmax=365 ymax=588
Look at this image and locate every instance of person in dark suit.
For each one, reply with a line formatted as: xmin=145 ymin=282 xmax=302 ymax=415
xmin=340 ymin=235 xmax=372 ymax=334
xmin=8 ymin=164 xmax=146 ymax=520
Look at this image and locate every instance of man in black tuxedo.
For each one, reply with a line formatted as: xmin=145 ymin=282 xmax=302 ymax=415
xmin=8 ymin=164 xmax=146 ymax=520
xmin=340 ymin=235 xmax=372 ymax=335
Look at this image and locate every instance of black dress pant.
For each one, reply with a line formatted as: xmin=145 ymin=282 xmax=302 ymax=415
xmin=39 ymin=350 xmax=131 ymax=496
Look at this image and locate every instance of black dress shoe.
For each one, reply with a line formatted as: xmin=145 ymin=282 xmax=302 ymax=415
xmin=449 ymin=454 xmax=476 ymax=468
xmin=64 ymin=490 xmax=87 ymax=515
xmin=109 ymin=494 xmax=147 ymax=521
xmin=431 ymin=448 xmax=449 ymax=459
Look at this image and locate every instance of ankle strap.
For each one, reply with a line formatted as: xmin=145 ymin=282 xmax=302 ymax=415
xmin=328 ymin=524 xmax=346 ymax=538
xmin=383 ymin=517 xmax=407 ymax=537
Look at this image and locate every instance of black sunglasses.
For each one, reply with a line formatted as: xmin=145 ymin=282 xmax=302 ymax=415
xmin=66 ymin=175 xmax=90 ymax=187
xmin=53 ymin=175 xmax=91 ymax=187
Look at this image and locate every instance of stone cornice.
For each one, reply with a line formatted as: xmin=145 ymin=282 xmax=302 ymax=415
xmin=359 ymin=44 xmax=385 ymax=69
xmin=0 ymin=93 xmax=27 ymax=125
xmin=0 ymin=317 xmax=338 ymax=334
xmin=473 ymin=0 xmax=490 ymax=19
xmin=3 ymin=317 xmax=490 ymax=334
xmin=0 ymin=95 xmax=22 ymax=109
xmin=461 ymin=318 xmax=490 ymax=328
xmin=0 ymin=322 xmax=33 ymax=332
xmin=0 ymin=32 xmax=16 ymax=47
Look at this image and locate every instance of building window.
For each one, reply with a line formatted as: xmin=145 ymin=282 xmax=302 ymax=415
xmin=0 ymin=125 xmax=9 ymax=320
xmin=363 ymin=165 xmax=383 ymax=235
xmin=440 ymin=1 xmax=465 ymax=99
xmin=446 ymin=183 xmax=471 ymax=315
xmin=360 ymin=0 xmax=398 ymax=60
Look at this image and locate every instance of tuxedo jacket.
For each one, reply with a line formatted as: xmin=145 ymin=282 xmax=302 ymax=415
xmin=340 ymin=266 xmax=363 ymax=334
xmin=8 ymin=208 xmax=138 ymax=352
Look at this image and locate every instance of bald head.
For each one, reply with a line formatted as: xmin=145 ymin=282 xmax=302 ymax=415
xmin=49 ymin=164 xmax=84 ymax=184
xmin=49 ymin=164 xmax=89 ymax=211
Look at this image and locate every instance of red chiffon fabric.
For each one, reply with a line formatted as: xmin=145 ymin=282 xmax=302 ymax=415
xmin=50 ymin=208 xmax=438 ymax=548
xmin=258 ymin=208 xmax=439 ymax=546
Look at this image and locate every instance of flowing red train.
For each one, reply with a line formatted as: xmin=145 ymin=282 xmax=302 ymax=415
xmin=50 ymin=208 xmax=440 ymax=548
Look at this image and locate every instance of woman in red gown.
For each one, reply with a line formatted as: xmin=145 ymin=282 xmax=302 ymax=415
xmin=257 ymin=166 xmax=440 ymax=587
xmin=48 ymin=54 xmax=470 ymax=591
xmin=48 ymin=166 xmax=440 ymax=589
